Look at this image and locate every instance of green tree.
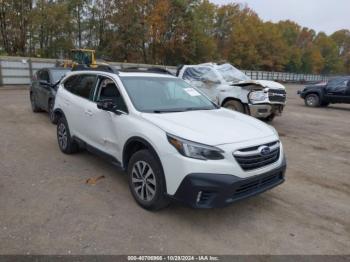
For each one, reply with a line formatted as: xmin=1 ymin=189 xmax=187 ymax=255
xmin=30 ymin=0 xmax=74 ymax=58
xmin=0 ymin=0 xmax=349 ymax=74
xmin=0 ymin=0 xmax=33 ymax=55
xmin=315 ymin=32 xmax=343 ymax=74
xmin=331 ymin=29 xmax=350 ymax=73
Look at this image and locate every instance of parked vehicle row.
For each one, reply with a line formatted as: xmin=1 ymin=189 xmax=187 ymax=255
xmin=30 ymin=67 xmax=71 ymax=123
xmin=28 ymin=60 xmax=350 ymax=211
xmin=29 ymin=64 xmax=287 ymax=211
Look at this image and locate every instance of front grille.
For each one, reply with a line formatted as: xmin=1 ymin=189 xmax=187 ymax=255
xmin=232 ymin=172 xmax=283 ymax=198
xmin=233 ymin=141 xmax=280 ymax=171
xmin=268 ymin=89 xmax=286 ymax=103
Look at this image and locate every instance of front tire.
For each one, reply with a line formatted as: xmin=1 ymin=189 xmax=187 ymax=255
xmin=304 ymin=94 xmax=320 ymax=107
xmin=48 ymin=99 xmax=57 ymax=124
xmin=56 ymin=116 xmax=79 ymax=154
xmin=261 ymin=114 xmax=275 ymax=122
xmin=223 ymin=100 xmax=244 ymax=113
xmin=127 ymin=150 xmax=169 ymax=211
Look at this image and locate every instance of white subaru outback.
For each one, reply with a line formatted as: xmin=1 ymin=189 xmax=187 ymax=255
xmin=54 ymin=68 xmax=286 ymax=210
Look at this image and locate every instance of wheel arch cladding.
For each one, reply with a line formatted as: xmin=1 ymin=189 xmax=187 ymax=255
xmin=53 ymin=108 xmax=65 ymax=120
xmin=123 ymin=137 xmax=162 ymax=169
xmin=305 ymin=90 xmax=322 ymax=98
xmin=123 ymin=136 xmax=168 ymax=193
xmin=221 ymin=97 xmax=244 ymax=106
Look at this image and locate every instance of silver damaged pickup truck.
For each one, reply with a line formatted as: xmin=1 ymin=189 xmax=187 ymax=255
xmin=177 ymin=63 xmax=287 ymax=121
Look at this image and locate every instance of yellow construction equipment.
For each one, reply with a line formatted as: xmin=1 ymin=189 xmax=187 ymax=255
xmin=63 ymin=49 xmax=113 ymax=72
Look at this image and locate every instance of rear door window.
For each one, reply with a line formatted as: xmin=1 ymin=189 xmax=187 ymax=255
xmin=327 ymin=78 xmax=348 ymax=92
xmin=39 ymin=70 xmax=50 ymax=82
xmin=64 ymin=74 xmax=97 ymax=100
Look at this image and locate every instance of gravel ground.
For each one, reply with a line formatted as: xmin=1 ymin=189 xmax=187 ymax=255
xmin=0 ymin=84 xmax=349 ymax=255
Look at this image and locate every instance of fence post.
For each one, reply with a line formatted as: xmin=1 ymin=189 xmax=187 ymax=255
xmin=0 ymin=59 xmax=3 ymax=86
xmin=28 ymin=58 xmax=33 ymax=81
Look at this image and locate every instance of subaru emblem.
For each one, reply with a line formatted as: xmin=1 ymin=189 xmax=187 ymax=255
xmin=260 ymin=146 xmax=271 ymax=156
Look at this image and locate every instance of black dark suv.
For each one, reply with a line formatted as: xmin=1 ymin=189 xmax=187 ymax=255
xmin=30 ymin=67 xmax=71 ymax=123
xmin=298 ymin=76 xmax=350 ymax=107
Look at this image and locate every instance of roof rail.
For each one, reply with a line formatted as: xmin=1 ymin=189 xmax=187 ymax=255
xmin=121 ymin=67 xmax=174 ymax=75
xmin=72 ymin=64 xmax=119 ymax=74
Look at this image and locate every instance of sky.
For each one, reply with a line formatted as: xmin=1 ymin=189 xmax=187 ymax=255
xmin=211 ymin=0 xmax=350 ymax=35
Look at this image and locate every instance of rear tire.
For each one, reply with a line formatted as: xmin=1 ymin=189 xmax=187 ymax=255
xmin=223 ymin=100 xmax=244 ymax=113
xmin=127 ymin=149 xmax=170 ymax=211
xmin=304 ymin=94 xmax=320 ymax=107
xmin=56 ymin=116 xmax=79 ymax=154
xmin=30 ymin=93 xmax=41 ymax=113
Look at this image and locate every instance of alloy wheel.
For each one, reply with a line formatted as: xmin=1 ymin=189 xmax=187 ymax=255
xmin=58 ymin=123 xmax=68 ymax=150
xmin=306 ymin=96 xmax=316 ymax=106
xmin=131 ymin=161 xmax=157 ymax=202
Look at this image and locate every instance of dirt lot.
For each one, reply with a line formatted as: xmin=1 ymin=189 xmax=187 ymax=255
xmin=0 ymin=84 xmax=349 ymax=255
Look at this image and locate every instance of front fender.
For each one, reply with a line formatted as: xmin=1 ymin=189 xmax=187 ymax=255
xmin=303 ymin=89 xmax=324 ymax=99
xmin=218 ymin=85 xmax=249 ymax=104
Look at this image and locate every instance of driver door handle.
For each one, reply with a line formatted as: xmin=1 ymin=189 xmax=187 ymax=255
xmin=85 ymin=109 xmax=93 ymax=116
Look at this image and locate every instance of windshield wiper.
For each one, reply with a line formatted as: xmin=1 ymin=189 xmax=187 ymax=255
xmin=183 ymin=107 xmax=215 ymax=111
xmin=152 ymin=109 xmax=186 ymax=113
xmin=151 ymin=107 xmax=216 ymax=113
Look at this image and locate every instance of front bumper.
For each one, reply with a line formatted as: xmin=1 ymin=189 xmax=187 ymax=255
xmin=171 ymin=158 xmax=286 ymax=208
xmin=248 ymin=103 xmax=284 ymax=118
xmin=297 ymin=90 xmax=306 ymax=98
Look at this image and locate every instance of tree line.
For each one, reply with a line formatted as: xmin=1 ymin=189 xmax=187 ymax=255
xmin=0 ymin=0 xmax=349 ymax=74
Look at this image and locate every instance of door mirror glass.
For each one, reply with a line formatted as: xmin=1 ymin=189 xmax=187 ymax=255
xmin=97 ymin=99 xmax=126 ymax=115
xmin=96 ymin=99 xmax=116 ymax=112
xmin=39 ymin=80 xmax=50 ymax=87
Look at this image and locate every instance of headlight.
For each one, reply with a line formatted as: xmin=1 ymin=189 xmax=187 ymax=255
xmin=167 ymin=134 xmax=224 ymax=160
xmin=268 ymin=125 xmax=279 ymax=137
xmin=249 ymin=91 xmax=267 ymax=102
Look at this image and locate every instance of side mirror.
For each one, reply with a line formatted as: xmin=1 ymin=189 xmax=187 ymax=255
xmin=97 ymin=99 xmax=127 ymax=115
xmin=39 ymin=80 xmax=51 ymax=87
xmin=97 ymin=99 xmax=116 ymax=112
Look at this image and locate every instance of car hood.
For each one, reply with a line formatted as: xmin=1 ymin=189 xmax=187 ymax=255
xmin=232 ymin=80 xmax=285 ymax=90
xmin=141 ymin=108 xmax=276 ymax=146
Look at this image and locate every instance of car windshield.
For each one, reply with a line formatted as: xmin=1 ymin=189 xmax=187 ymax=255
xmin=216 ymin=63 xmax=250 ymax=83
xmin=182 ymin=66 xmax=221 ymax=84
xmin=51 ymin=69 xmax=70 ymax=83
xmin=120 ymin=76 xmax=217 ymax=113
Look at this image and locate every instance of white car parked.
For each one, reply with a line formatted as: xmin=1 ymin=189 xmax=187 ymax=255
xmin=54 ymin=68 xmax=286 ymax=210
xmin=177 ymin=63 xmax=287 ymax=121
